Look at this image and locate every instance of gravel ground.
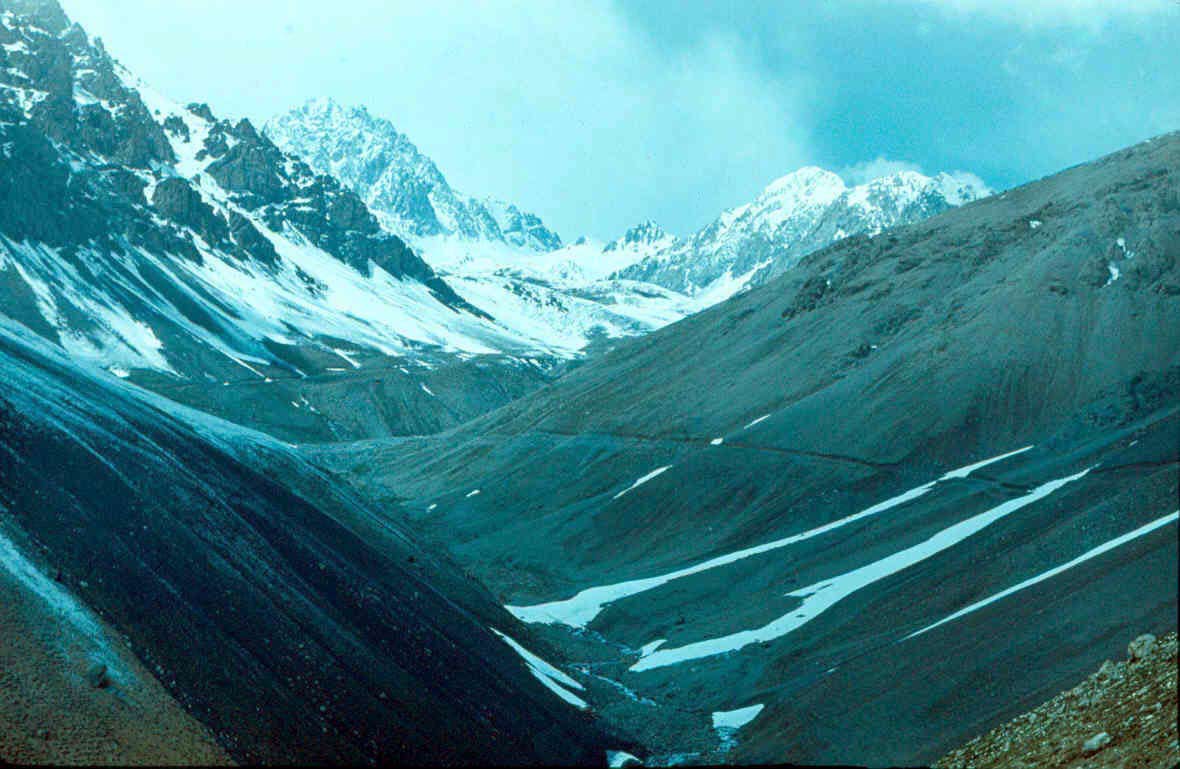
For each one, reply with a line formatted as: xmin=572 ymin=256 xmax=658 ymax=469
xmin=937 ymin=631 xmax=1178 ymax=769
xmin=0 ymin=564 xmax=232 ymax=766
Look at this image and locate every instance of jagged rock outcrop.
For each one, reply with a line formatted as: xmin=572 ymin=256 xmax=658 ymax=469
xmin=265 ymin=98 xmax=562 ymax=251
xmin=936 ymin=632 xmax=1178 ymax=769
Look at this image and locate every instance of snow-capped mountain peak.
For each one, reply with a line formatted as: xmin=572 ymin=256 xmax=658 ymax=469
xmin=931 ymin=170 xmax=992 ymax=206
xmin=760 ymin=166 xmax=847 ymax=204
xmin=264 ymin=101 xmax=561 ymax=252
xmin=605 ymin=220 xmax=675 ymax=253
xmin=614 ymin=164 xmax=991 ymax=297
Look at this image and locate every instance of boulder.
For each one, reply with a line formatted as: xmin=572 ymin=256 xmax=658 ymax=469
xmin=1082 ymin=732 xmax=1111 ymax=754
xmin=1128 ymin=633 xmax=1157 ymax=662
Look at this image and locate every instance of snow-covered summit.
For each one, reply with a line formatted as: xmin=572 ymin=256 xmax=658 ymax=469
xmin=760 ymin=166 xmax=847 ymax=210
xmin=263 ymin=97 xmax=991 ymax=345
xmin=605 ymin=220 xmax=675 ymax=253
xmin=264 ymin=99 xmax=562 ymax=252
xmin=614 ymin=166 xmax=992 ymax=298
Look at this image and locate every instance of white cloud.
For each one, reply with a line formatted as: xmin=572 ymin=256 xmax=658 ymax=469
xmin=841 ymin=157 xmax=924 ymax=185
xmin=945 ymin=170 xmax=989 ymax=189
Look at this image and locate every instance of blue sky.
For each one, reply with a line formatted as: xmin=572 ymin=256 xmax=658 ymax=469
xmin=62 ymin=0 xmax=1180 ymax=241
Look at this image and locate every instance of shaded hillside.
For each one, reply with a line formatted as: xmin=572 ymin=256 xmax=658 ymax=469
xmin=0 ymin=522 xmax=233 ymax=765
xmin=0 ymin=319 xmax=622 ymax=765
xmin=313 ymin=133 xmax=1180 ymax=765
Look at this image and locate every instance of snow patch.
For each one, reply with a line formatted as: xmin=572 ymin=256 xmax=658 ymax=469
xmin=607 ymin=750 xmax=641 ymax=768
xmin=491 ymin=628 xmax=587 ymax=709
xmin=630 ymin=468 xmax=1089 ymax=671
xmin=905 ymin=509 xmax=1178 ymax=640
xmin=743 ymin=413 xmax=771 ymax=430
xmin=713 ymin=704 xmax=765 ymax=753
xmin=712 ymin=703 xmax=764 ymax=730
xmin=331 ymin=348 xmax=362 ymax=369
xmin=613 ymin=466 xmax=672 ymax=500
xmin=509 ymin=447 xmax=1037 ymax=629
xmin=938 ymin=445 xmax=1033 ymax=480
xmin=639 ymin=639 xmax=666 ymax=656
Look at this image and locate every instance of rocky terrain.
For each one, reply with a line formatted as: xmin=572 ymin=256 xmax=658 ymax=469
xmin=0 ymin=6 xmax=633 ymax=763
xmin=613 ymin=165 xmax=990 ymax=299
xmin=314 ymin=132 xmax=1179 ymax=766
xmin=0 ymin=1 xmax=1176 ymax=766
xmin=0 ymin=0 xmax=572 ymax=441
xmin=937 ymin=632 xmax=1178 ymax=769
xmin=265 ymin=98 xmax=562 ymax=251
xmin=0 ymin=314 xmax=624 ymax=765
xmin=266 ymin=102 xmax=990 ymax=353
xmin=0 ymin=525 xmax=234 ymax=766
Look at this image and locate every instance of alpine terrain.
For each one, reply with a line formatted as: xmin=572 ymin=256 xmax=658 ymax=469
xmin=314 ymin=134 xmax=1180 ymax=765
xmin=1 ymin=0 xmax=1177 ymax=767
xmin=0 ymin=1 xmax=628 ymax=764
xmin=266 ymin=99 xmax=990 ymax=351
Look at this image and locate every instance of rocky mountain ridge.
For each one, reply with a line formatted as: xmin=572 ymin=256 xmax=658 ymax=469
xmin=612 ymin=165 xmax=991 ymax=298
xmin=264 ymin=98 xmax=562 ymax=252
xmin=0 ymin=0 xmax=587 ymax=441
xmin=267 ymin=102 xmax=991 ymax=352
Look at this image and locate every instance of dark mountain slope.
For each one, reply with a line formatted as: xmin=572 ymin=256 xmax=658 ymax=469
xmin=0 ymin=319 xmax=621 ymax=765
xmin=314 ymin=133 xmax=1180 ymax=764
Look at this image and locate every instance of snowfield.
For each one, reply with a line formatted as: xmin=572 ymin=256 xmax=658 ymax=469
xmin=509 ymin=447 xmax=1040 ymax=629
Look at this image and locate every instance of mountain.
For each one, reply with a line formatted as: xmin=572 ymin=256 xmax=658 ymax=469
xmin=4 ymin=2 xmax=1175 ymax=766
xmin=265 ymin=104 xmax=988 ymax=357
xmin=0 ymin=8 xmax=641 ymax=763
xmin=0 ymin=313 xmax=623 ymax=765
xmin=266 ymin=102 xmax=699 ymax=355
xmin=264 ymin=98 xmax=562 ymax=251
xmin=613 ymin=166 xmax=992 ymax=298
xmin=312 ymin=133 xmax=1180 ymax=766
xmin=0 ymin=0 xmax=582 ymax=442
xmin=604 ymin=220 xmax=677 ymax=263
